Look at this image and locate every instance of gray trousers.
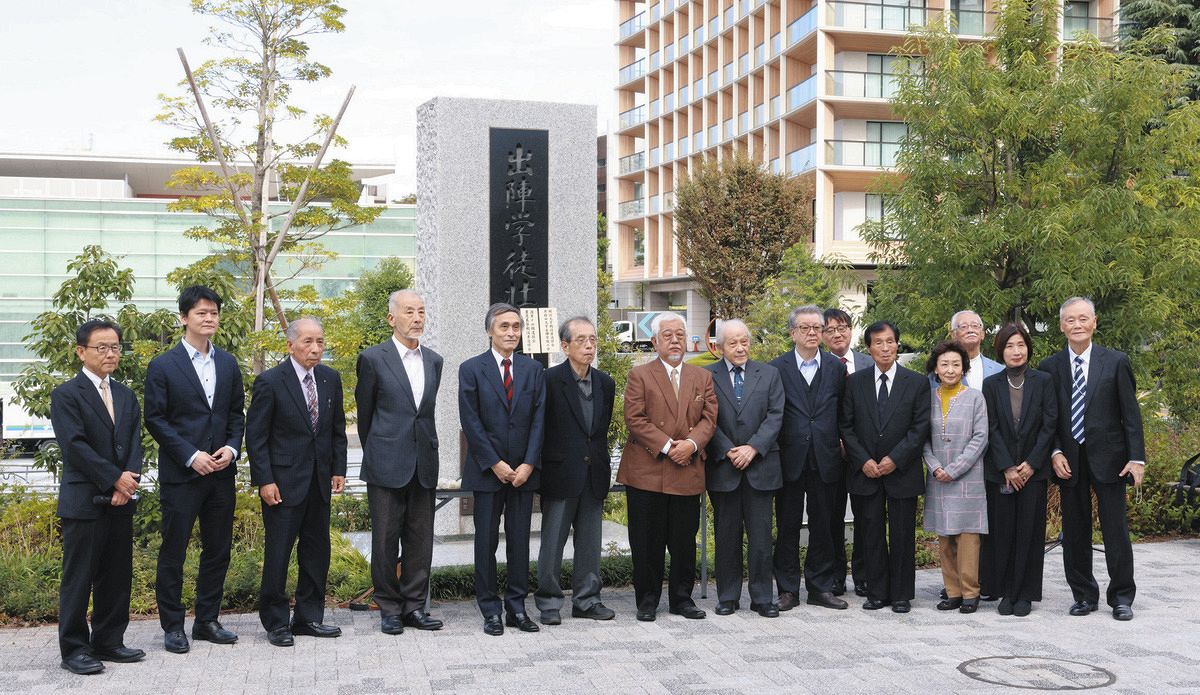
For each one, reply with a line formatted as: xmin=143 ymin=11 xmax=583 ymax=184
xmin=534 ymin=493 xmax=605 ymax=614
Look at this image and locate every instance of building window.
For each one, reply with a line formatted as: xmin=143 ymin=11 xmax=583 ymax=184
xmin=633 ymin=228 xmax=646 ymax=267
xmin=865 ymin=121 xmax=907 ymax=167
xmin=865 ymin=193 xmax=900 ymax=239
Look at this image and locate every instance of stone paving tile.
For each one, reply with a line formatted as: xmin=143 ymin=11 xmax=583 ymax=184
xmin=2 ymin=539 xmax=1199 ymax=693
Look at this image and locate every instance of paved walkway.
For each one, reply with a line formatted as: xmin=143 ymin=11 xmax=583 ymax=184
xmin=2 ymin=539 xmax=1198 ymax=694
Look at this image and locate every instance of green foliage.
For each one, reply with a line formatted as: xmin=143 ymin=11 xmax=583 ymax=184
xmin=330 ymin=494 xmax=372 ymax=532
xmin=746 ymin=244 xmax=851 ymax=363
xmin=861 ymin=0 xmax=1200 ymax=422
xmin=1122 ymin=0 xmax=1200 ymax=101
xmin=674 ymin=154 xmax=816 ymax=318
xmin=596 ymin=213 xmax=634 ymax=448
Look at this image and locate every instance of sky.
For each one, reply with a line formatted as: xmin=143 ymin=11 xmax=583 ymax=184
xmin=0 ymin=0 xmax=615 ymax=193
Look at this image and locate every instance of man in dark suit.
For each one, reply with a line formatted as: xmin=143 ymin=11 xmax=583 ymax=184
xmin=617 ymin=312 xmax=718 ymax=622
xmin=459 ymin=302 xmax=547 ymax=636
xmin=839 ymin=320 xmax=931 ymax=613
xmin=534 ymin=317 xmax=617 ymax=625
xmin=1040 ymin=296 xmax=1145 ymax=621
xmin=51 ymin=319 xmax=144 ymax=675
xmin=706 ymin=319 xmax=784 ymax=617
xmin=247 ymin=318 xmax=347 ymax=647
xmin=356 ymin=289 xmax=444 ymax=635
xmin=770 ymin=306 xmax=849 ymax=612
xmin=144 ymin=285 xmax=245 ymax=653
xmin=821 ymin=308 xmax=873 ymax=598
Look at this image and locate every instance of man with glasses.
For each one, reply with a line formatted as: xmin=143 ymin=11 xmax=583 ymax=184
xmin=928 ymin=310 xmax=1002 ymax=391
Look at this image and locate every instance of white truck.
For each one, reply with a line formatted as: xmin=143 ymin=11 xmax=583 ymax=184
xmin=613 ymin=311 xmax=689 ymax=353
xmin=1 ymin=386 xmax=56 ymax=454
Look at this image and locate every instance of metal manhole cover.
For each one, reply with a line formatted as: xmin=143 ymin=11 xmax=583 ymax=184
xmin=958 ymin=656 xmax=1116 ymax=690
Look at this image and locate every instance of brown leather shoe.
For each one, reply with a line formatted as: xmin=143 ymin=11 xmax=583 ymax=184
xmin=777 ymin=591 xmax=800 ymax=611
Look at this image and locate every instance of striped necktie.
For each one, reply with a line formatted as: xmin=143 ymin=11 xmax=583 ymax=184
xmin=502 ymin=358 xmax=513 ymax=409
xmin=732 ymin=365 xmax=744 ymax=402
xmin=1070 ymin=356 xmax=1086 ymax=444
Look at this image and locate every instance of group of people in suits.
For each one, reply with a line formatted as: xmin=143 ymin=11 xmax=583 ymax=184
xmin=50 ymin=287 xmax=1147 ymax=673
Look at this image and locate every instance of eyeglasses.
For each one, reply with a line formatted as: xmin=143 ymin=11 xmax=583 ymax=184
xmin=83 ymin=344 xmax=122 ymax=355
xmin=570 ymin=336 xmax=598 ymax=345
xmin=955 ymin=322 xmax=984 ymax=331
xmin=822 ymin=325 xmax=850 ymax=335
xmin=792 ymin=324 xmax=823 ymax=334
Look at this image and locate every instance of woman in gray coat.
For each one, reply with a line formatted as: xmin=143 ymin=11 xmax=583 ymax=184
xmin=923 ymin=341 xmax=989 ymax=614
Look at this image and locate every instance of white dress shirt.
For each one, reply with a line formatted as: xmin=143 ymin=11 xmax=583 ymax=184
xmin=874 ymin=362 xmax=899 ymax=398
xmin=794 ymin=350 xmax=820 ymax=385
xmin=290 ymin=356 xmax=317 ymax=422
xmin=966 ymin=353 xmax=984 ymax=391
xmin=181 ymin=337 xmax=236 ymax=467
xmin=393 ymin=336 xmax=424 ymax=409
xmin=80 ymin=366 xmax=112 ymax=399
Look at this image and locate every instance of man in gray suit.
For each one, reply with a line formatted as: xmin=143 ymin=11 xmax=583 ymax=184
xmin=356 ymin=289 xmax=444 ymax=634
xmin=821 ymin=308 xmax=872 ymax=598
xmin=705 ymin=319 xmax=785 ymax=617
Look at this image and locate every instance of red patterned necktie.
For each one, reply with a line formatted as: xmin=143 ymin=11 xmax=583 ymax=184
xmin=502 ymin=358 xmax=513 ymax=408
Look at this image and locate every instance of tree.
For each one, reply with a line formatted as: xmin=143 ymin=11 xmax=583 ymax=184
xmin=156 ymin=0 xmax=383 ymax=371
xmin=596 ymin=213 xmax=634 ymax=447
xmin=1122 ymin=0 xmax=1200 ymax=101
xmin=746 ymin=245 xmax=851 ymax=363
xmin=859 ymin=0 xmax=1200 ymax=421
xmin=674 ymin=154 xmax=815 ymax=319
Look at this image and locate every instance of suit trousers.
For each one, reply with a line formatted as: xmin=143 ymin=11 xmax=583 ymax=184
xmin=712 ymin=479 xmax=775 ymax=605
xmin=938 ymin=533 xmax=981 ymax=600
xmin=156 ymin=474 xmax=236 ymax=632
xmin=534 ymin=493 xmax=605 ymax=615
xmin=59 ymin=513 xmax=133 ymax=659
xmin=259 ymin=473 xmax=331 ymax=631
xmin=855 ymin=489 xmax=917 ymax=603
xmin=1059 ymin=449 xmax=1136 ymax=607
xmin=831 ymin=475 xmax=867 ymax=589
xmin=989 ymin=479 xmax=1047 ymax=603
xmin=367 ymin=481 xmax=435 ymax=616
xmin=978 ymin=482 xmax=997 ymax=597
xmin=472 ymin=485 xmax=534 ymax=617
xmin=625 ymin=486 xmax=700 ymax=611
xmin=774 ymin=467 xmax=837 ymax=596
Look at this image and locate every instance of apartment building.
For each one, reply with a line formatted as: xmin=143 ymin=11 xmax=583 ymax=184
xmin=608 ymin=0 xmax=1119 ymax=335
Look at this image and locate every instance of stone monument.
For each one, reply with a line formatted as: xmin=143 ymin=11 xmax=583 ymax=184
xmin=415 ymin=97 xmax=597 ymax=533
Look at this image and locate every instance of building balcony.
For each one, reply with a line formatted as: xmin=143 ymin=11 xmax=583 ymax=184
xmin=827 ymin=1 xmax=928 ymax=32
xmin=786 ymin=75 xmax=817 ymax=112
xmin=949 ymin=9 xmax=998 ymax=36
xmin=619 ymin=58 xmax=646 ymax=86
xmin=788 ymin=144 xmax=817 ymax=174
xmin=827 ymin=70 xmax=900 ymax=99
xmin=1063 ymin=15 xmax=1117 ymax=42
xmin=618 ymin=105 xmax=647 ymax=132
xmin=788 ymin=7 xmax=819 ymax=46
xmin=618 ymin=152 xmax=646 ymax=176
xmin=826 ymin=139 xmax=900 ymax=168
xmin=618 ymin=198 xmax=645 ymax=220
xmin=619 ymin=12 xmax=647 ymax=42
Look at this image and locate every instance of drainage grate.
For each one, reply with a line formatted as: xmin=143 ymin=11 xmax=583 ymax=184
xmin=958 ymin=656 xmax=1116 ymax=690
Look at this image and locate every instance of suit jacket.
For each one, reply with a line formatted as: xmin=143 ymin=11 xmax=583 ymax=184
xmin=540 ymin=362 xmax=615 ymax=500
xmin=1038 ymin=344 xmax=1145 ymax=486
xmin=246 ymin=360 xmax=348 ymax=507
xmin=617 ymin=360 xmax=718 ymax=496
xmin=144 ymin=342 xmax=245 ymax=484
xmin=927 ymin=354 xmax=1003 ymax=390
xmin=50 ymin=372 xmax=143 ymax=519
xmin=770 ymin=351 xmax=847 ymax=484
xmin=355 ymin=340 xmax=443 ymax=489
xmin=839 ymin=363 xmax=931 ymax=498
xmin=835 ymin=349 xmax=874 ymax=374
xmin=982 ymin=369 xmax=1058 ymax=484
xmin=704 ymin=359 xmax=784 ymax=493
xmin=458 ymin=350 xmax=546 ymax=493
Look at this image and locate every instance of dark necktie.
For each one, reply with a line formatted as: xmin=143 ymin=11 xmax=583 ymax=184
xmin=732 ymin=365 xmax=744 ymax=402
xmin=502 ymin=358 xmax=513 ymax=409
xmin=840 ymin=356 xmax=848 ymax=366
xmin=878 ymin=373 xmax=890 ymax=417
xmin=1070 ymin=356 xmax=1086 ymax=444
xmin=303 ymin=372 xmax=318 ymax=431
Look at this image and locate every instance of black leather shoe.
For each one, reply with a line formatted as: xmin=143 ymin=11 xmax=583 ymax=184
xmin=959 ymin=598 xmax=979 ymax=614
xmin=862 ymin=598 xmax=890 ymax=610
xmin=636 ymin=608 xmax=656 ymax=622
xmin=998 ymin=597 xmax=1014 ymax=615
xmin=937 ymin=597 xmax=963 ymax=611
xmin=1069 ymin=600 xmax=1099 ymax=616
xmin=1013 ymin=600 xmax=1032 ymax=617
xmin=380 ymin=615 xmax=405 ymax=635
xmin=483 ymin=615 xmax=504 ymax=636
xmin=93 ymin=646 xmax=145 ymax=663
xmin=1113 ymin=604 xmax=1134 ymax=621
xmin=572 ymin=604 xmax=616 ymax=620
xmin=832 ymin=583 xmax=846 ymax=597
xmin=61 ymin=653 xmax=104 ymax=675
xmin=505 ymin=612 xmax=540 ymax=632
xmin=403 ymin=609 xmax=443 ymax=631
xmin=891 ymin=600 xmax=912 ymax=613
xmin=540 ymin=610 xmax=562 ymax=625
xmin=777 ymin=591 xmax=800 ymax=611
xmin=854 ymin=583 xmax=868 ymax=597
xmin=669 ymin=604 xmax=706 ymax=619
xmin=939 ymin=587 xmax=948 ymax=600
xmin=715 ymin=601 xmax=738 ymax=616
xmin=267 ymin=627 xmax=294 ymax=647
xmin=807 ymin=592 xmax=849 ymax=610
xmin=192 ymin=620 xmax=238 ymax=644
xmin=291 ymin=621 xmax=341 ymax=638
xmin=750 ymin=602 xmax=780 ymax=618
xmin=163 ymin=631 xmax=190 ymax=654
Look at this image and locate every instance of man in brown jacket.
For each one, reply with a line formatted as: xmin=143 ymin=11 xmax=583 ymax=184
xmin=617 ymin=312 xmax=718 ymax=621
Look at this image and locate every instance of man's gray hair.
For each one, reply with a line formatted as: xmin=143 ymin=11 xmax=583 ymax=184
xmin=485 ymin=302 xmax=522 ymax=332
xmin=950 ymin=310 xmax=982 ymax=331
xmin=650 ymin=311 xmax=686 ymax=335
xmin=1059 ymin=296 xmax=1096 ymax=320
xmin=558 ymin=316 xmax=594 ymax=343
xmin=286 ymin=316 xmax=323 ymax=341
xmin=716 ymin=318 xmax=750 ymax=345
xmin=789 ymin=305 xmax=825 ymax=329
xmin=388 ymin=288 xmax=422 ymax=312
